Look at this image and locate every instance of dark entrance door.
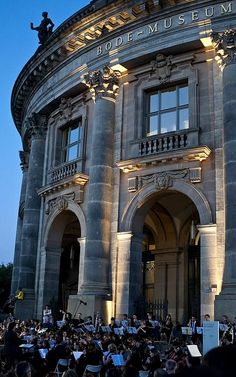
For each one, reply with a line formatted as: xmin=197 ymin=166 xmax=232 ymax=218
xmin=188 ymin=245 xmax=200 ymax=320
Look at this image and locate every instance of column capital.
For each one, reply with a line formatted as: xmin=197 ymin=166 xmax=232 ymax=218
xmin=83 ymin=66 xmax=121 ymax=101
xmin=197 ymin=224 xmax=217 ymax=235
xmin=117 ymin=231 xmax=133 ymax=241
xmin=212 ymin=29 xmax=236 ymax=68
xmin=26 ymin=113 xmax=48 ymax=139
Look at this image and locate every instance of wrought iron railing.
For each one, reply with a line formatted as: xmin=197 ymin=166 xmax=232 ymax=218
xmin=134 ymin=298 xmax=168 ymax=320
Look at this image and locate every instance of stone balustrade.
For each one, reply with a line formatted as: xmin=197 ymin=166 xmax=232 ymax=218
xmin=138 ymin=129 xmax=198 ymax=156
xmin=50 ymin=161 xmax=78 ymax=183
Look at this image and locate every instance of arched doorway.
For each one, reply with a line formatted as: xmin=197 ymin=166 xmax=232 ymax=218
xmin=140 ymin=192 xmax=200 ymax=322
xmin=118 ymin=188 xmax=203 ymax=323
xmin=59 ymin=216 xmax=81 ymax=311
xmin=118 ymin=179 xmax=214 ymax=322
xmin=38 ymin=209 xmax=82 ymax=317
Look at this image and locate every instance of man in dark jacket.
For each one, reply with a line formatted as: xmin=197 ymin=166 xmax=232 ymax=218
xmin=4 ymin=321 xmax=21 ymax=368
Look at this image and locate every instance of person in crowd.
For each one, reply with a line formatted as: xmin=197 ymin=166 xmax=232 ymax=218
xmin=202 ymin=343 xmax=236 ymax=377
xmin=203 ymin=313 xmax=210 ymax=321
xmin=15 ymin=287 xmax=24 ymax=301
xmin=109 ymin=317 xmax=118 ymax=333
xmin=161 ymin=314 xmax=173 ymax=342
xmin=165 ymin=359 xmax=177 ymax=374
xmin=187 ymin=315 xmax=200 ymax=343
xmin=144 ymin=347 xmax=161 ymax=375
xmin=15 ymin=361 xmax=32 ymax=377
xmin=42 ymin=305 xmax=53 ymax=329
xmin=3 ymin=321 xmax=21 ymax=369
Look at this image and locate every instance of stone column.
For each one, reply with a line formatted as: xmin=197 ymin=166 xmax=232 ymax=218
xmin=77 ymin=237 xmax=86 ymax=292
xmin=212 ymin=30 xmax=236 ymax=318
xmin=78 ymin=67 xmax=120 ymax=312
xmin=37 ymin=247 xmax=62 ymax=319
xmin=116 ymin=232 xmax=133 ymax=316
xmin=15 ymin=113 xmax=47 ymax=319
xmin=11 ymin=151 xmax=29 ymax=295
xmin=129 ymin=234 xmax=144 ymax=313
xmin=197 ymin=225 xmax=217 ymax=319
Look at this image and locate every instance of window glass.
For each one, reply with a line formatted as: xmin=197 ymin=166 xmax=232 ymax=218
xmin=70 ymin=127 xmax=79 ymax=143
xmin=160 ymin=111 xmax=176 ymax=133
xmin=179 ymin=108 xmax=189 ymax=129
xmin=147 ymin=115 xmax=158 ymax=136
xmin=149 ymin=93 xmax=159 ymax=113
xmin=161 ymin=87 xmax=176 ymax=110
xmin=179 ymin=86 xmax=188 ymax=106
xmin=145 ymin=84 xmax=189 ymax=136
xmin=68 ymin=145 xmax=78 ymax=161
xmin=61 ymin=121 xmax=82 ymax=163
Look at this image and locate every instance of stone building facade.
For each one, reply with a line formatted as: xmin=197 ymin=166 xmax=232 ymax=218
xmin=11 ymin=0 xmax=236 ymax=323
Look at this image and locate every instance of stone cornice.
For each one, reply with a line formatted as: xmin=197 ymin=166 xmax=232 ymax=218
xmin=117 ymin=145 xmax=211 ymax=172
xmin=11 ymin=0 xmax=224 ymax=132
xmin=38 ymin=172 xmax=89 ymax=197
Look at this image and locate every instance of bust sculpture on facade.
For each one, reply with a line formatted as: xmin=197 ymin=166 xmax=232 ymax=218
xmin=30 ymin=12 xmax=54 ymax=45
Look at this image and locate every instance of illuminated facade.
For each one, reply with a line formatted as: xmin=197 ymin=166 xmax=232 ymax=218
xmin=11 ymin=0 xmax=236 ymax=323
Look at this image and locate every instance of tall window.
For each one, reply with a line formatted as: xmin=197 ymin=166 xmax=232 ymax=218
xmin=61 ymin=120 xmax=82 ymax=162
xmin=145 ymin=84 xmax=189 ymax=136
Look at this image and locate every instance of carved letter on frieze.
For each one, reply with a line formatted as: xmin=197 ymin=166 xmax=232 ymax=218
xmin=211 ymin=29 xmax=236 ymax=68
xmin=151 ymin=54 xmax=173 ymax=83
xmin=83 ymin=66 xmax=121 ymax=101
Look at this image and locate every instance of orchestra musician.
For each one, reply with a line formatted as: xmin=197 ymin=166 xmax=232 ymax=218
xmin=161 ymin=313 xmax=173 ymax=342
xmin=42 ymin=305 xmax=53 ymax=329
xmin=109 ymin=317 xmax=118 ymax=332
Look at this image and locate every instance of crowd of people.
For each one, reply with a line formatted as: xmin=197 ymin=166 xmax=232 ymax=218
xmin=0 ymin=308 xmax=236 ymax=377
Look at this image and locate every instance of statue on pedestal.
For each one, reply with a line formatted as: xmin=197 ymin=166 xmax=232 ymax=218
xmin=30 ymin=12 xmax=54 ymax=45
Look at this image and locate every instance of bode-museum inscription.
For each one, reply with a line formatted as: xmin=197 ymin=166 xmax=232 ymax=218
xmin=96 ymin=2 xmax=233 ymax=56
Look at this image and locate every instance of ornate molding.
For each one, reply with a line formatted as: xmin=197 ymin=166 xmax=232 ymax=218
xmin=26 ymin=113 xmax=48 ymax=139
xmin=128 ymin=167 xmax=202 ymax=192
xmin=45 ymin=192 xmax=75 ymax=215
xmin=19 ymin=151 xmax=29 ymax=172
xmin=138 ymin=169 xmax=188 ymax=191
xmin=38 ymin=172 xmax=88 ymax=199
xmin=151 ymin=54 xmax=173 ymax=83
xmin=45 ymin=189 xmax=86 ymax=215
xmin=59 ymin=97 xmax=73 ymax=122
xmin=83 ymin=66 xmax=121 ymax=100
xmin=212 ymin=29 xmax=236 ymax=68
xmin=117 ymin=146 xmax=211 ymax=173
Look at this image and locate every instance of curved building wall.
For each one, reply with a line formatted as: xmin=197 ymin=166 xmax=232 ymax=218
xmin=11 ymin=0 xmax=236 ymax=322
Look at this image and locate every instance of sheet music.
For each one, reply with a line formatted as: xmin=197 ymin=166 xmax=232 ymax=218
xmin=114 ymin=328 xmax=124 ymax=336
xmin=39 ymin=348 xmax=48 ymax=359
xmin=73 ymin=351 xmax=83 ymax=360
xmin=127 ymin=327 xmax=138 ymax=334
xmin=187 ymin=344 xmax=202 ymax=357
xmin=112 ymin=354 xmax=125 ymax=366
xmin=181 ymin=327 xmax=193 ymax=335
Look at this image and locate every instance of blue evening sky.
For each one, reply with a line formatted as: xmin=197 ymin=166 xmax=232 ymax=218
xmin=0 ymin=0 xmax=90 ymax=264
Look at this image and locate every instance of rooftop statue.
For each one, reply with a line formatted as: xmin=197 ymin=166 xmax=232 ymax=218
xmin=30 ymin=12 xmax=54 ymax=45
